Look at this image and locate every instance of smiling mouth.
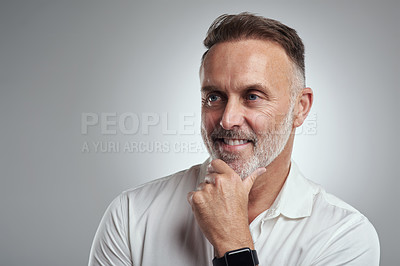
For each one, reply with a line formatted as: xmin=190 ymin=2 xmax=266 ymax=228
xmin=220 ymin=138 xmax=250 ymax=146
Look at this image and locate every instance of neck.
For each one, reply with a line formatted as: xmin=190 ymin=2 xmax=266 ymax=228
xmin=247 ymin=133 xmax=294 ymax=223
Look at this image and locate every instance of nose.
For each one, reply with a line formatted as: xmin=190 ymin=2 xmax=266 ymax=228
xmin=220 ymin=99 xmax=245 ymax=130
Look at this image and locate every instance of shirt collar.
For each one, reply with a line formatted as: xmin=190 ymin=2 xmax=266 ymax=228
xmin=269 ymin=161 xmax=319 ymax=219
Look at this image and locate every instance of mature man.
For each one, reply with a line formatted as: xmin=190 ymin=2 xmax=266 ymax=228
xmin=89 ymin=13 xmax=380 ymax=266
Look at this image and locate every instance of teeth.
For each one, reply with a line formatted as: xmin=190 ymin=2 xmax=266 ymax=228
xmin=223 ymin=139 xmax=248 ymax=146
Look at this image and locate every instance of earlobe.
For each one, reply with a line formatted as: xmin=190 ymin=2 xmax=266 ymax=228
xmin=293 ymin=87 xmax=313 ymax=128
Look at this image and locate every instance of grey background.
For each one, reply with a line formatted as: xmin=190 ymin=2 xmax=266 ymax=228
xmin=0 ymin=0 xmax=398 ymax=265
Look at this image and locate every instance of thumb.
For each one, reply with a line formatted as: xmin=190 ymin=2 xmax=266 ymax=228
xmin=243 ymin=167 xmax=266 ymax=193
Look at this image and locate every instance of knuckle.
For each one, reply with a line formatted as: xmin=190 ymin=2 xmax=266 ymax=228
xmin=191 ymin=191 xmax=203 ymax=204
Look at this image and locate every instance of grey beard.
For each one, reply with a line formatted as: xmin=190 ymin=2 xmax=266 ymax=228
xmin=202 ymin=108 xmax=294 ymax=179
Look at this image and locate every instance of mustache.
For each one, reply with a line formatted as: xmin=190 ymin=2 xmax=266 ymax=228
xmin=210 ymin=127 xmax=257 ymax=143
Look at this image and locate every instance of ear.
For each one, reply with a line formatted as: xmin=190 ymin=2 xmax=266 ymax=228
xmin=293 ymin=87 xmax=313 ymax=128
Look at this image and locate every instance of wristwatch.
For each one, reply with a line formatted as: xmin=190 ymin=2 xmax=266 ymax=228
xmin=212 ymin=248 xmax=259 ymax=266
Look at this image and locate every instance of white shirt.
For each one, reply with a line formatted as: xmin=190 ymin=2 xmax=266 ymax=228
xmin=89 ymin=160 xmax=380 ymax=265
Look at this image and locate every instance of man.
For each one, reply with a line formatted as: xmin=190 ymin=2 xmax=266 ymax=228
xmin=89 ymin=13 xmax=380 ymax=266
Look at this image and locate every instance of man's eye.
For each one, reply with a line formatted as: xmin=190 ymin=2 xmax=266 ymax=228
xmin=208 ymin=95 xmax=220 ymax=102
xmin=247 ymin=94 xmax=259 ymax=101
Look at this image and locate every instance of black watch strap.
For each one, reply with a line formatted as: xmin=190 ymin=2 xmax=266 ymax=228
xmin=212 ymin=248 xmax=259 ymax=266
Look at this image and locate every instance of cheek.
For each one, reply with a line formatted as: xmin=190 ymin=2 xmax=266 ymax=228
xmin=247 ymin=100 xmax=291 ymax=134
xmin=250 ymin=117 xmax=271 ymax=135
xmin=201 ymin=109 xmax=222 ymax=133
xmin=246 ymin=109 xmax=276 ymax=134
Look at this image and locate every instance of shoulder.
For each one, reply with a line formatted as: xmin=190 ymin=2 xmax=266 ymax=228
xmin=290 ymin=165 xmax=371 ymax=223
xmin=285 ymin=162 xmax=380 ymax=263
xmin=304 ymin=179 xmax=380 ymax=264
xmin=315 ymin=188 xmax=378 ymax=238
xmin=89 ymin=163 xmax=203 ymax=265
xmin=301 ymin=176 xmax=378 ymax=238
xmin=311 ymin=182 xmax=373 ymax=228
xmin=122 ymin=163 xmax=201 ymax=199
xmin=108 ymin=163 xmax=202 ymax=215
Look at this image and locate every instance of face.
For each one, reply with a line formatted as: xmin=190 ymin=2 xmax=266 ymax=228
xmin=200 ymin=39 xmax=295 ymax=178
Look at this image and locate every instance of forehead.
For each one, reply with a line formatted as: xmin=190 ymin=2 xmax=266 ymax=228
xmin=200 ymin=39 xmax=292 ymax=92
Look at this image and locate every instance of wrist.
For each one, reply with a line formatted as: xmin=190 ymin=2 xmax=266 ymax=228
xmin=213 ymin=248 xmax=259 ymax=266
xmin=214 ymin=236 xmax=254 ymax=258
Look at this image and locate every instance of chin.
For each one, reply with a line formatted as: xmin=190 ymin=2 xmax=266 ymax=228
xmin=221 ymin=154 xmax=265 ymax=179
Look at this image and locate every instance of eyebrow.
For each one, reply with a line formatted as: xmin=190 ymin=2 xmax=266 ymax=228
xmin=201 ymin=86 xmax=219 ymax=93
xmin=201 ymin=83 xmax=272 ymax=95
xmin=246 ymin=83 xmax=271 ymax=94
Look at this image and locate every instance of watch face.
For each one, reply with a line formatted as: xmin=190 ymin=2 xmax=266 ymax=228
xmin=226 ymin=249 xmax=254 ymax=266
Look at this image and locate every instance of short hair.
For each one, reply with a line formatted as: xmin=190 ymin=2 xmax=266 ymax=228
xmin=201 ymin=12 xmax=306 ymax=96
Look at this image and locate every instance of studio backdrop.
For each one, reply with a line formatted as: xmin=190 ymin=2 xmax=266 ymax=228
xmin=0 ymin=0 xmax=398 ymax=265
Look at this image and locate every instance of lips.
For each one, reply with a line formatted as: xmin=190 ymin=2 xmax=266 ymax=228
xmin=222 ymin=139 xmax=249 ymax=146
xmin=210 ymin=128 xmax=257 ymax=149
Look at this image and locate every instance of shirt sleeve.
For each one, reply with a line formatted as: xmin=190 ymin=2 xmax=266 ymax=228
xmin=88 ymin=194 xmax=132 ymax=266
xmin=311 ymin=216 xmax=380 ymax=266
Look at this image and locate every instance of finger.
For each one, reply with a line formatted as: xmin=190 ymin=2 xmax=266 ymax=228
xmin=243 ymin=167 xmax=266 ymax=192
